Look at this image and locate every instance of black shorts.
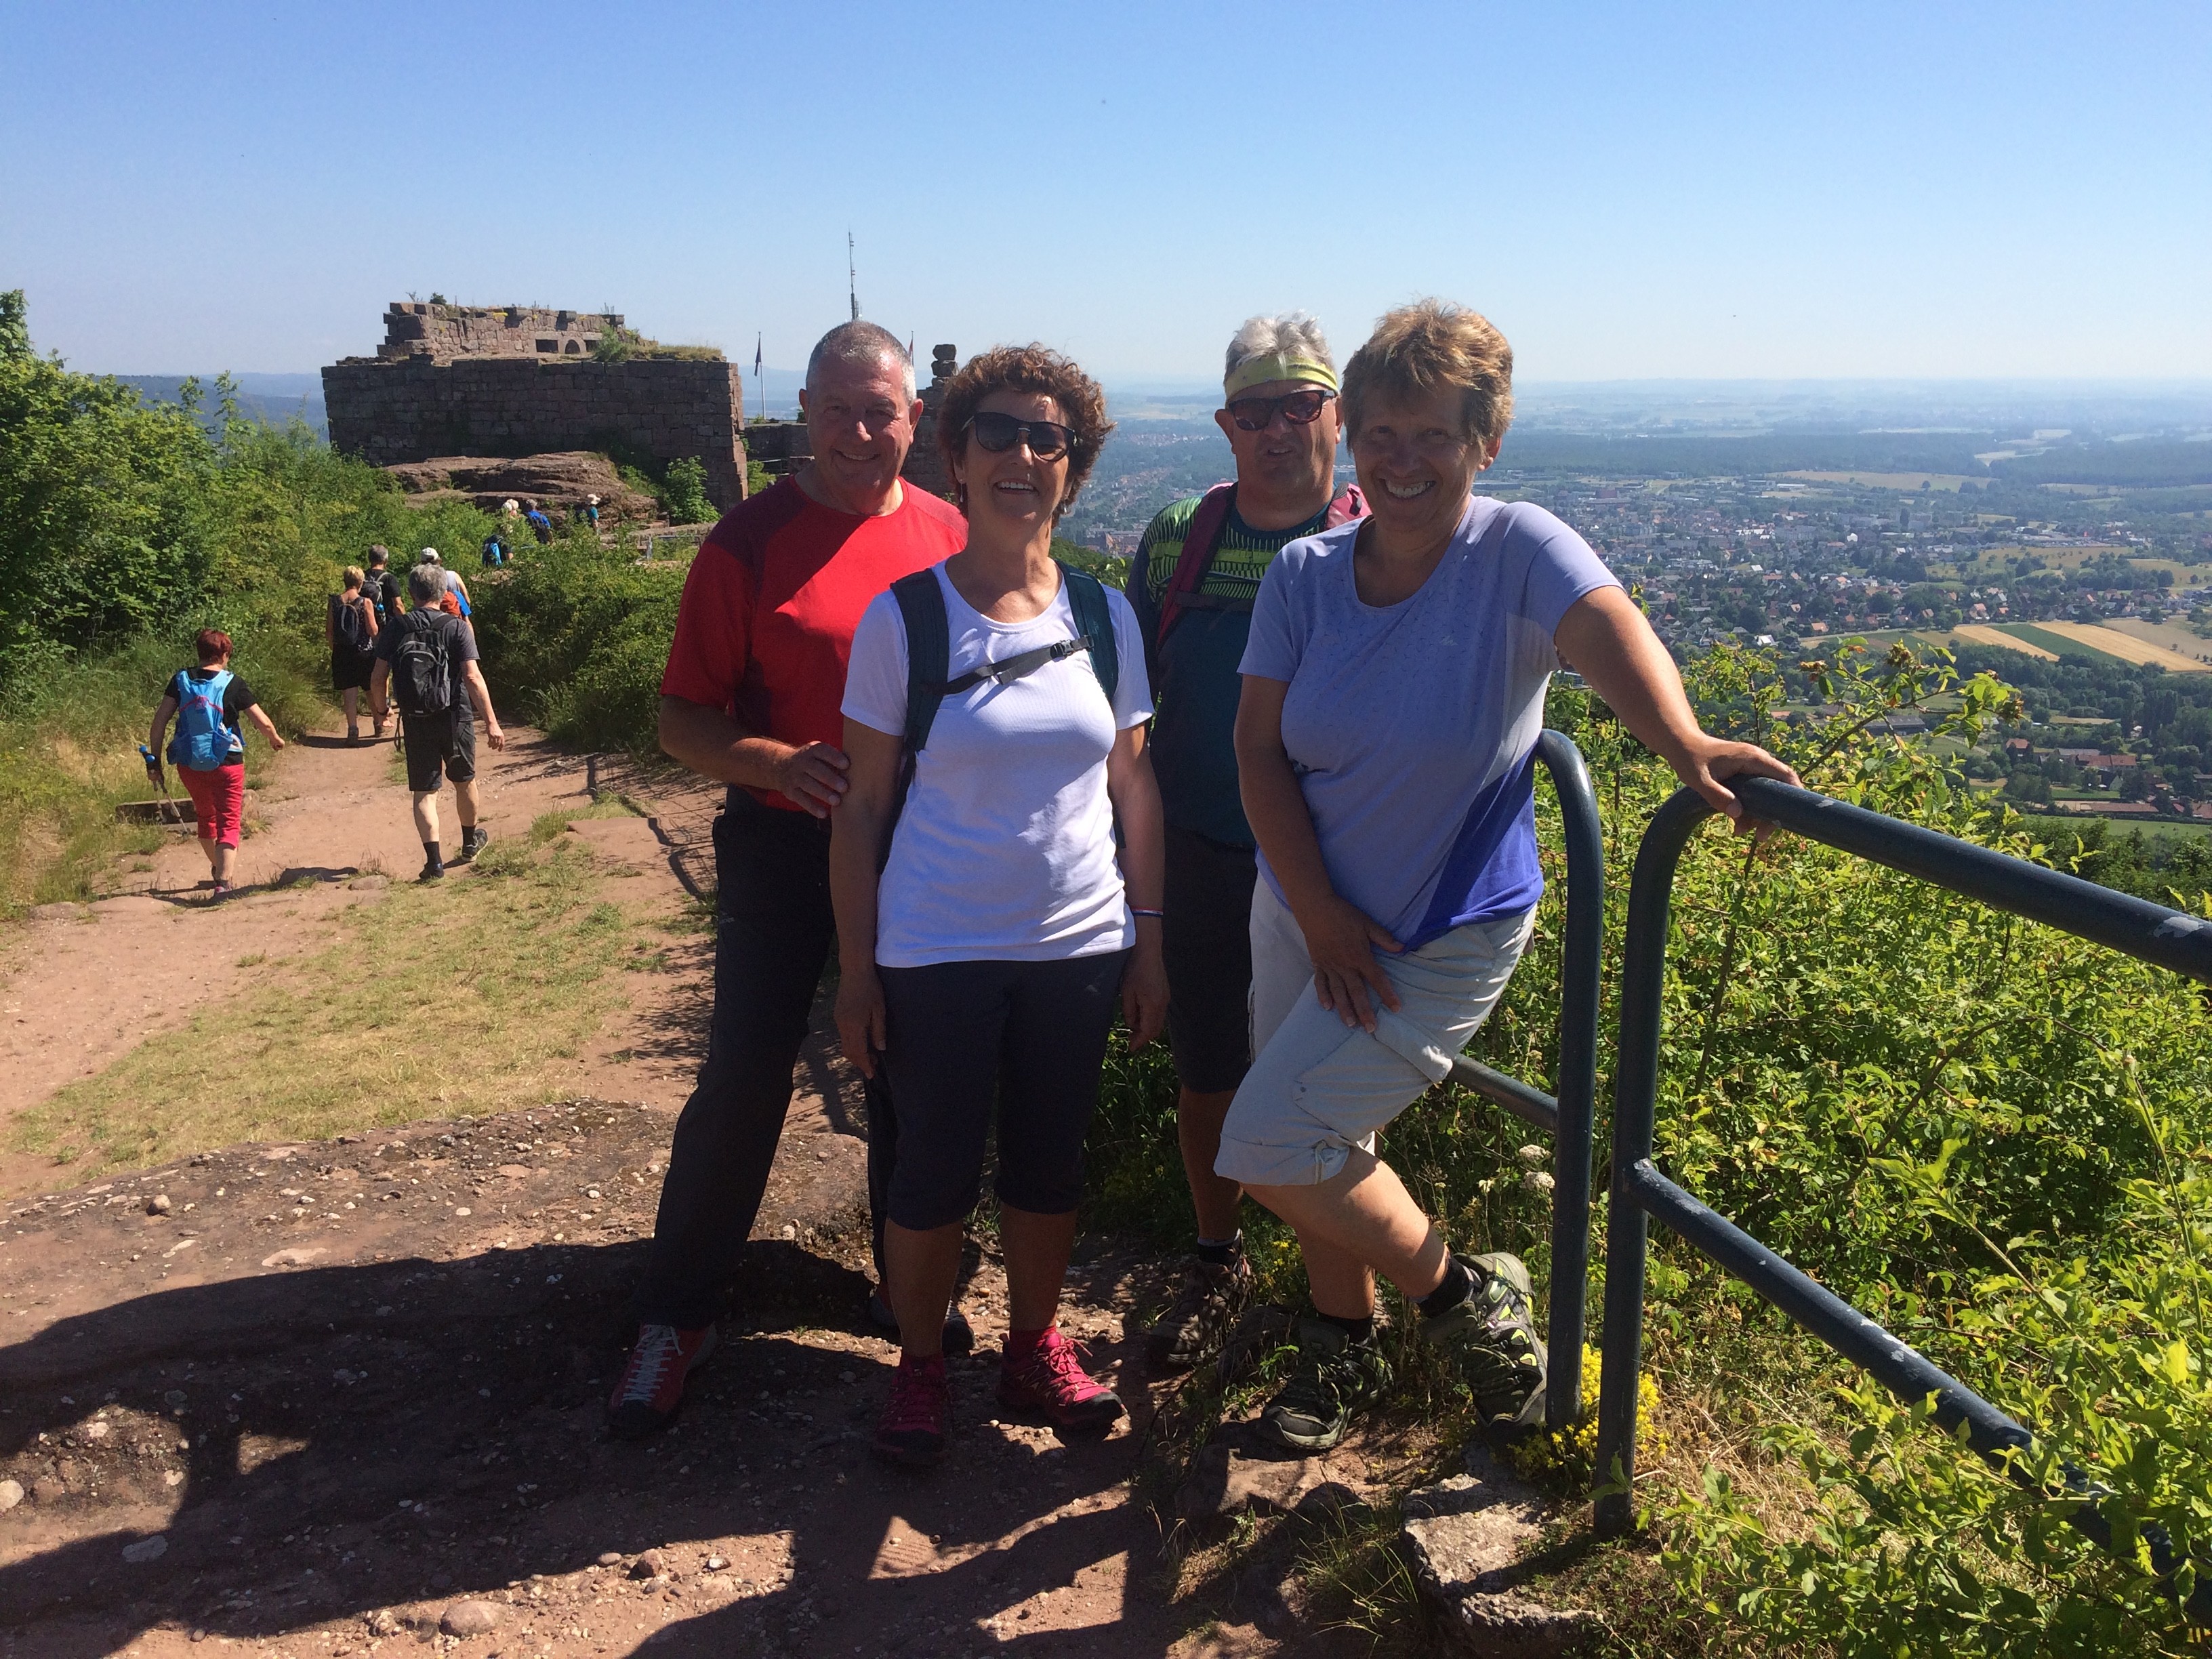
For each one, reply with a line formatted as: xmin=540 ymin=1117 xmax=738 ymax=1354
xmin=331 ymin=648 xmax=373 ymax=693
xmin=401 ymin=710 xmax=476 ymax=793
xmin=877 ymin=951 xmax=1128 ymax=1231
xmin=1162 ymin=826 xmax=1258 ymax=1093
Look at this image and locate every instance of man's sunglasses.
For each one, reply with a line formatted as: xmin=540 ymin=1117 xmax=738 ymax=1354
xmin=968 ymin=411 xmax=1076 ymax=460
xmin=1227 ymin=388 xmax=1335 ymax=432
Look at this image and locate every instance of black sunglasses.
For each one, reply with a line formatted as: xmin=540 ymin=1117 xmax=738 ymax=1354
xmin=968 ymin=410 xmax=1076 ymax=460
xmin=1227 ymin=388 xmax=1335 ymax=432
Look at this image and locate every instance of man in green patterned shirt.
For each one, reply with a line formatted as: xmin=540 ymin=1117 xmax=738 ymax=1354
xmin=1126 ymin=314 xmax=1365 ymax=1371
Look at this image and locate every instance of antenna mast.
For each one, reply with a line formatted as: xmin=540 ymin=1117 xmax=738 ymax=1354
xmin=848 ymin=232 xmax=859 ymax=321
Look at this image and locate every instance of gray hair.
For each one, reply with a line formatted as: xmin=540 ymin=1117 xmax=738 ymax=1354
xmin=407 ymin=566 xmax=443 ymax=603
xmin=806 ymin=321 xmax=916 ymax=401
xmin=1223 ymin=312 xmax=1335 ymax=385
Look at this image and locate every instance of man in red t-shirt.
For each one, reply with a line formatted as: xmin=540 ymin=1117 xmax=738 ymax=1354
xmin=608 ymin=321 xmax=967 ymax=1439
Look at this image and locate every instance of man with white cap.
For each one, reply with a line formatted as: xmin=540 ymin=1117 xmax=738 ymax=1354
xmin=1125 ymin=312 xmax=1364 ymax=1373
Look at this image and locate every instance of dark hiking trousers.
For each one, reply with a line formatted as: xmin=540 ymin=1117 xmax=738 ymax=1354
xmin=629 ymin=792 xmax=896 ymax=1329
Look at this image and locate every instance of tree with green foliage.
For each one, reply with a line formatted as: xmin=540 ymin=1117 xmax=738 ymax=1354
xmin=660 ymin=457 xmax=714 ymax=526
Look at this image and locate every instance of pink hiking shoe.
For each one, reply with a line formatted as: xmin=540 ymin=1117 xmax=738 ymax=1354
xmin=874 ymin=1354 xmax=950 ymax=1468
xmin=998 ymin=1328 xmax=1125 ymax=1431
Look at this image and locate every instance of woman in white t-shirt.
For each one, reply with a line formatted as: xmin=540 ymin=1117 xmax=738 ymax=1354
xmin=830 ymin=344 xmax=1169 ymax=1469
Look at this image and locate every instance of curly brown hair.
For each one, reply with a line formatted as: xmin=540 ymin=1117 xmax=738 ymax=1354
xmin=935 ymin=344 xmax=1113 ymax=521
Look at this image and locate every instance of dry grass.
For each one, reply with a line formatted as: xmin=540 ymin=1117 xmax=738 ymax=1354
xmin=6 ymin=840 xmax=663 ymax=1179
xmin=1945 ymin=623 xmax=2058 ymax=660
xmin=2030 ymin=621 xmax=2212 ymax=673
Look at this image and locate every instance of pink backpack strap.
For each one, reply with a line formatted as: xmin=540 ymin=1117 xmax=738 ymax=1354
xmin=1155 ymin=483 xmax=1237 ymax=644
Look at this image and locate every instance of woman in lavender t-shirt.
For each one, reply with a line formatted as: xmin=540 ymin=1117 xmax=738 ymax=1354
xmin=1221 ymin=300 xmax=1797 ymax=1452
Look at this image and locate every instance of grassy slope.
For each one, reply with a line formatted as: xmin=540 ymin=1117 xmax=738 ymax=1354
xmin=7 ymin=821 xmax=679 ymax=1179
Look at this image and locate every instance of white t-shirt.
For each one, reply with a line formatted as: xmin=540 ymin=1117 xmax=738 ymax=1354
xmin=842 ymin=564 xmax=1154 ymax=968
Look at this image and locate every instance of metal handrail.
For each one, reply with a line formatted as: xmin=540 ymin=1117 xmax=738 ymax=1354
xmin=1591 ymin=776 xmax=2212 ymax=1611
xmin=1439 ymin=729 xmax=1603 ymax=1434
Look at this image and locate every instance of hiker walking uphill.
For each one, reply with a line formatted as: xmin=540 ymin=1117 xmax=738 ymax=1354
xmin=369 ymin=565 xmax=506 ymax=882
xmin=146 ymin=627 xmax=287 ymax=899
xmin=362 ymin=547 xmax=405 ymax=735
xmin=607 ymin=321 xmax=965 ymax=1441
xmin=1124 ymin=312 xmax=1365 ymax=1374
xmin=830 ymin=344 xmax=1166 ymax=1467
xmin=327 ymin=565 xmax=380 ymax=743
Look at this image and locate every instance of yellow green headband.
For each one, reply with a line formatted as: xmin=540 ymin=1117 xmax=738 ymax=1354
xmin=1224 ymin=353 xmax=1338 ymax=400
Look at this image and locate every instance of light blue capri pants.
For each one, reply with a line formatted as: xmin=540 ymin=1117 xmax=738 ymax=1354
xmin=1214 ymin=879 xmax=1533 ymax=1189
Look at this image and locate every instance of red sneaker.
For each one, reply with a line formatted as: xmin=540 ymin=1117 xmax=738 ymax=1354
xmin=998 ymin=1328 xmax=1125 ymax=1431
xmin=874 ymin=1354 xmax=950 ymax=1467
xmin=605 ymin=1323 xmax=716 ymax=1440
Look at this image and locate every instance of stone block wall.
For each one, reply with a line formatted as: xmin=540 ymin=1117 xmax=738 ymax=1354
xmin=323 ymin=356 xmax=748 ymax=509
xmin=377 ymin=302 xmax=624 ymax=363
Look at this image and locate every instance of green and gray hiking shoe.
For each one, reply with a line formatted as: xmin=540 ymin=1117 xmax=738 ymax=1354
xmin=1146 ymin=1252 xmax=1254 ymax=1373
xmin=1420 ymin=1252 xmax=1547 ymax=1432
xmin=1256 ymin=1315 xmax=1393 ymax=1452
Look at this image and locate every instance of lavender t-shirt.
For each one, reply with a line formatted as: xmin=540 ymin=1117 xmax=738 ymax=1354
xmin=1238 ymin=496 xmax=1618 ymax=949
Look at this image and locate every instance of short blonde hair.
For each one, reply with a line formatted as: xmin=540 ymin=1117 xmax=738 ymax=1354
xmin=1341 ymin=299 xmax=1514 ymax=449
xmin=342 ymin=565 xmax=365 ymax=590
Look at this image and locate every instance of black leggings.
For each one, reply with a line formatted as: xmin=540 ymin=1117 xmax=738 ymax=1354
xmin=878 ymin=952 xmax=1130 ymax=1232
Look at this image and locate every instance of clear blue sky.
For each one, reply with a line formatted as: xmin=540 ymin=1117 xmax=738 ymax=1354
xmin=5 ymin=1 xmax=2208 ymax=384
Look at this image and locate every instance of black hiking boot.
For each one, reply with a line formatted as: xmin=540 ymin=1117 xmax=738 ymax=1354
xmin=1146 ymin=1252 xmax=1253 ymax=1373
xmin=1256 ymin=1315 xmax=1392 ymax=1452
xmin=453 ymin=826 xmax=487 ymax=864
xmin=1418 ymin=1252 xmax=1547 ymax=1432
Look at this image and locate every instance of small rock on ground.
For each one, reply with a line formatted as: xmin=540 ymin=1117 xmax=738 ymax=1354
xmin=0 ymin=1479 xmax=22 ymax=1512
xmin=441 ymin=1598 xmax=503 ymax=1637
xmin=121 ymin=1535 xmax=169 ymax=1563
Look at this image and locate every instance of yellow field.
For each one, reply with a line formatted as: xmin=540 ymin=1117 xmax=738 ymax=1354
xmin=2032 ymin=621 xmax=2212 ymax=673
xmin=2102 ymin=617 xmax=2212 ymax=663
xmin=1948 ymin=624 xmax=2057 ymax=660
xmin=1784 ymin=471 xmax=1984 ymax=493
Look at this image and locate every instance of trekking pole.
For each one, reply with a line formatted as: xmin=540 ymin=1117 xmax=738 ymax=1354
xmin=138 ymin=745 xmax=182 ymax=825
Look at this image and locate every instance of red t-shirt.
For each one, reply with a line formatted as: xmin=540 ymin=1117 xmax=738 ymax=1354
xmin=660 ymin=476 xmax=967 ymax=810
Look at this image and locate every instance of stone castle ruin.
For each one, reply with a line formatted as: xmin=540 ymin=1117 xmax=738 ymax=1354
xmin=323 ymin=303 xmax=748 ymax=510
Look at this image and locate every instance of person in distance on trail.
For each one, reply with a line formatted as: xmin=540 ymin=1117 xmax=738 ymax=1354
xmin=1124 ymin=312 xmax=1366 ymax=1375
xmin=363 ymin=547 xmax=405 ymax=735
xmin=524 ymin=500 xmax=555 ymax=545
xmin=1223 ymin=300 xmax=1798 ymax=1453
xmin=326 ymin=565 xmax=381 ymax=744
xmin=368 ymin=565 xmax=506 ymax=882
xmin=146 ymin=628 xmax=287 ymax=900
xmin=415 ymin=547 xmax=472 ymax=618
xmin=606 ymin=321 xmax=968 ymax=1441
xmin=831 ymin=344 xmax=1168 ymax=1467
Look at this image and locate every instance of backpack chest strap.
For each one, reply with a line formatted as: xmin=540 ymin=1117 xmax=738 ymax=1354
xmin=933 ymin=634 xmax=1095 ymax=697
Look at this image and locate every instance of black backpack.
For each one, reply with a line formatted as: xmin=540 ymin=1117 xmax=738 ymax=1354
xmin=885 ymin=561 xmax=1120 ymax=846
xmin=333 ymin=592 xmax=374 ymax=654
xmin=391 ymin=612 xmax=456 ymax=717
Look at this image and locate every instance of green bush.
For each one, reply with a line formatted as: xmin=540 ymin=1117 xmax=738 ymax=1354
xmin=469 ymin=541 xmax=687 ymax=755
xmin=661 ymin=457 xmax=714 ymax=527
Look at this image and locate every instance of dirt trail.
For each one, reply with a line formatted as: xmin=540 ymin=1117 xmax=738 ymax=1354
xmin=0 ymin=727 xmax=1335 ymax=1658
